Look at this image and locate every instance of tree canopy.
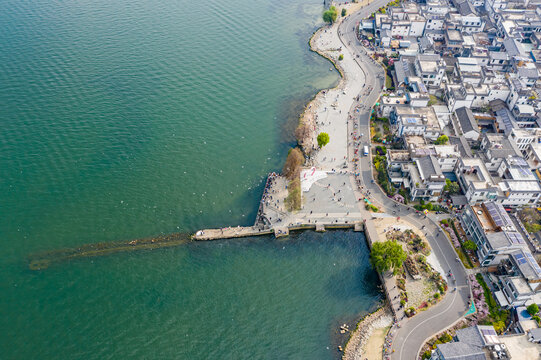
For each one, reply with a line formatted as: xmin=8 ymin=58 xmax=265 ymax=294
xmin=282 ymin=147 xmax=304 ymax=180
xmin=323 ymin=6 xmax=338 ymax=24
xmin=341 ymin=8 xmax=347 ymax=17
xmin=317 ymin=132 xmax=330 ymax=148
xmin=463 ymin=240 xmax=477 ymax=251
xmin=435 ymin=135 xmax=449 ymax=145
xmin=444 ymin=179 xmax=460 ymax=195
xmin=370 ymin=240 xmax=407 ymax=274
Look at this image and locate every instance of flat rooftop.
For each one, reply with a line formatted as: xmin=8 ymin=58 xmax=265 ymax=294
xmin=396 ymin=106 xmax=440 ymax=130
xmin=459 ymin=158 xmax=494 ymax=190
xmin=388 ymin=150 xmax=411 ymax=161
xmin=419 ymin=60 xmax=439 ymax=73
xmin=472 ymin=205 xmax=499 ymax=232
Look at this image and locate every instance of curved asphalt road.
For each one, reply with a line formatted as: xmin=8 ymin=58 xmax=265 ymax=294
xmin=335 ymin=4 xmax=471 ymax=359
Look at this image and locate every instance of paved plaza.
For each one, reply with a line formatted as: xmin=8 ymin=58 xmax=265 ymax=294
xmin=299 ymin=172 xmax=360 ymax=214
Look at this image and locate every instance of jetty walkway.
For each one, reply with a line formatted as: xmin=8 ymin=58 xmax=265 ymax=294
xmin=193 ymin=217 xmax=372 ymax=240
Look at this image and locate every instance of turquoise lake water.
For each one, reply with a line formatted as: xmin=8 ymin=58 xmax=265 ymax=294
xmin=0 ymin=0 xmax=382 ymax=358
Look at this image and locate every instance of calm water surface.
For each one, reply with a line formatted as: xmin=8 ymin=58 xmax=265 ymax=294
xmin=0 ymin=0 xmax=381 ymax=358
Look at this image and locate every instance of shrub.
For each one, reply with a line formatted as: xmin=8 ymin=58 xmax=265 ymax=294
xmin=434 ymin=293 xmax=440 ymax=299
xmin=400 ymin=299 xmax=406 ymax=306
xmin=405 ymin=307 xmax=416 ymax=317
xmin=438 ymin=332 xmax=452 ymax=343
xmin=366 ymin=204 xmax=379 ymax=212
xmin=341 ymin=8 xmax=347 ymax=16
xmin=338 ymin=54 xmax=344 ymax=61
xmin=438 ymin=284 xmax=445 ymax=293
xmin=376 ymin=145 xmax=387 ymax=155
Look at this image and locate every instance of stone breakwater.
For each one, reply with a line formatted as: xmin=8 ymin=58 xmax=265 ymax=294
xmin=343 ymin=306 xmax=393 ymax=360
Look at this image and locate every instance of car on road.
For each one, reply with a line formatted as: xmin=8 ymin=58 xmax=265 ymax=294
xmin=363 ymin=145 xmax=369 ymax=156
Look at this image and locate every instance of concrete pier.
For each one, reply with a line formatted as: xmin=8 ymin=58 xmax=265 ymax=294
xmin=193 ymin=226 xmax=272 ymax=240
xmin=193 ymin=221 xmax=366 ymax=241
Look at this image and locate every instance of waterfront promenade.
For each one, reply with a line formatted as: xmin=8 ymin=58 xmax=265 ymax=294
xmin=194 ymin=2 xmax=471 ymax=359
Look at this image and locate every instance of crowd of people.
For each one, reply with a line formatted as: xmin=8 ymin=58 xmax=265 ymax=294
xmin=256 ymin=172 xmax=283 ymax=227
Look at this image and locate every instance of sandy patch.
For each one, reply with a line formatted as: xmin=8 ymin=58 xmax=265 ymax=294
xmin=363 ymin=326 xmax=391 ymax=360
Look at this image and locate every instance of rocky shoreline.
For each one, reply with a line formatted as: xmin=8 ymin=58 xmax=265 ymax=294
xmin=296 ymin=19 xmax=347 ymax=156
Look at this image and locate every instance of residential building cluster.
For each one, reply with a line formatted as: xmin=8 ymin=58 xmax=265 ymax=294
xmin=365 ymin=0 xmax=541 ymax=206
xmin=364 ymin=0 xmax=541 ymax=352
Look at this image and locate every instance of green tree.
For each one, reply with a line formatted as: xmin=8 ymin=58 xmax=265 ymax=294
xmin=341 ymin=8 xmax=347 ymax=16
xmin=435 ymin=135 xmax=449 ymax=145
xmin=323 ymin=6 xmax=338 ymax=24
xmin=463 ymin=240 xmax=477 ymax=251
xmin=444 ymin=179 xmax=460 ymax=194
xmin=370 ymin=240 xmax=407 ymax=275
xmin=338 ymin=54 xmax=344 ymax=61
xmin=527 ymin=303 xmax=539 ymax=316
xmin=317 ymin=132 xmax=330 ymax=148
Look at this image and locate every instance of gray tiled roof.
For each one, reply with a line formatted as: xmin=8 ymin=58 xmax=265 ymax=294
xmin=455 ymin=107 xmax=478 ymax=134
xmin=457 ymin=1 xmax=476 ymax=16
xmin=449 ymin=136 xmax=473 ymax=157
xmin=456 ymin=326 xmax=485 ymax=346
xmin=436 ymin=342 xmax=486 ymax=360
xmin=417 ymin=155 xmax=443 ymax=180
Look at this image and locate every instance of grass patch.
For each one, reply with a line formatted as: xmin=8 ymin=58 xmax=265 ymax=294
xmin=455 ymin=247 xmax=473 ymax=269
xmin=283 ymin=147 xmax=304 ymax=211
xmin=285 ymin=178 xmax=301 ymax=211
xmin=525 ymin=222 xmax=541 ymax=233
xmin=385 ymin=74 xmax=393 ymax=89
xmin=427 ymin=95 xmax=440 ymax=106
